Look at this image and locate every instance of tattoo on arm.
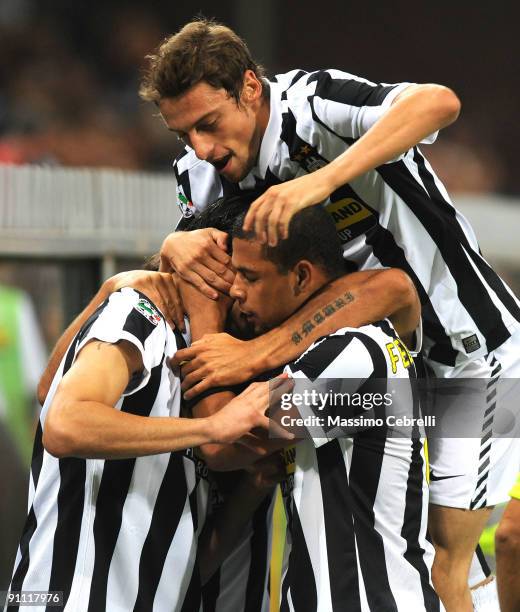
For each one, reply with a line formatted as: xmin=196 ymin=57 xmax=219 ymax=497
xmin=291 ymin=291 xmax=355 ymax=345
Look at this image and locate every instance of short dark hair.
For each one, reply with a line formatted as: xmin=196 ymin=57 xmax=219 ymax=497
xmin=139 ymin=18 xmax=266 ymax=104
xmin=187 ymin=192 xmax=351 ymax=279
xmin=182 ymin=191 xmax=259 ymax=233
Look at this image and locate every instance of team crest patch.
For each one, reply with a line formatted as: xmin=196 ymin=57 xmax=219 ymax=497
xmin=134 ymin=298 xmax=162 ymax=326
xmin=292 ymin=143 xmax=328 ymax=173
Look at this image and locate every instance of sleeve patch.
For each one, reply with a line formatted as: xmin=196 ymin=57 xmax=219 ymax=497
xmin=134 ymin=298 xmax=162 ymax=326
xmin=177 ymin=186 xmax=196 ymax=218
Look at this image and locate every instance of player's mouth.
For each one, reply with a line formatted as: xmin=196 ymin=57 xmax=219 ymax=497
xmin=211 ymin=153 xmax=232 ymax=173
xmin=239 ymin=308 xmax=255 ymax=321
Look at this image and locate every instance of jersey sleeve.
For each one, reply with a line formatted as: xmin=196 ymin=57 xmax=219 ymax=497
xmin=408 ymin=318 xmax=423 ymax=357
xmin=299 ymin=69 xmax=437 ymax=160
xmin=173 ymin=148 xmax=224 ymax=222
xmin=74 ymin=288 xmax=167 ymax=396
xmin=283 ymin=331 xmax=388 ymax=447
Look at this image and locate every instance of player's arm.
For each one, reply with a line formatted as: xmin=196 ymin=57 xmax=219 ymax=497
xmin=191 ymin=392 xmax=292 ymax=471
xmin=327 ymin=82 xmax=459 ymax=187
xmin=37 ymin=270 xmax=182 ymax=405
xmin=180 ymin=278 xmax=292 ymax=470
xmin=43 ymin=339 xmax=290 ymax=459
xmin=43 ymin=339 xmax=215 ymax=458
xmin=173 ymin=267 xmax=420 ymax=399
xmin=244 ymin=83 xmax=461 ymax=244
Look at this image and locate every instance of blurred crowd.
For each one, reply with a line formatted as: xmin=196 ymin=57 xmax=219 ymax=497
xmin=0 ymin=1 xmax=183 ymax=171
xmin=0 ymin=0 xmax=516 ymax=193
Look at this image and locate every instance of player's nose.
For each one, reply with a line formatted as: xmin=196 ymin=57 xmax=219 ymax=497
xmin=190 ymin=132 xmax=214 ymax=162
xmin=230 ymin=281 xmax=245 ymax=302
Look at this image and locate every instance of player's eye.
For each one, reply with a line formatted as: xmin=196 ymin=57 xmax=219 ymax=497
xmin=197 ymin=119 xmax=218 ymax=133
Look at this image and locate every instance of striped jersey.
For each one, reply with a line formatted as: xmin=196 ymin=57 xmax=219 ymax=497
xmin=173 ymin=68 xmax=520 ymax=373
xmin=7 ymin=288 xmax=205 ymax=612
xmin=279 ymin=321 xmax=439 ymax=611
xmin=200 ymin=366 xmax=286 ymax=611
xmin=202 ymin=485 xmax=274 ymax=612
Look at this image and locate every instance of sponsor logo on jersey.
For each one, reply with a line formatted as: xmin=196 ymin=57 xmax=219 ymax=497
xmin=429 ymin=471 xmax=464 ymax=482
xmin=177 ymin=189 xmax=196 ymax=218
xmin=134 ymin=298 xmax=162 ymax=326
xmin=325 ymin=198 xmax=377 ymax=243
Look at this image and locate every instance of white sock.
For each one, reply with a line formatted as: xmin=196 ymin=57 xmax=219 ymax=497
xmin=471 ymin=576 xmax=500 ymax=611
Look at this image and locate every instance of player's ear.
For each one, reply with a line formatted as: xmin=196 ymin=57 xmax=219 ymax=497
xmin=292 ymin=261 xmax=312 ymax=297
xmin=242 ymin=69 xmax=262 ymax=103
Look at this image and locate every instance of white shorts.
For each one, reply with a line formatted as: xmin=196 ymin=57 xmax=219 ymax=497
xmin=427 ymin=330 xmax=520 ymax=509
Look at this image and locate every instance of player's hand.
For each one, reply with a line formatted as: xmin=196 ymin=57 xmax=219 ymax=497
xmin=171 ymin=333 xmax=261 ymax=399
xmin=160 ymin=229 xmax=235 ymax=299
xmin=107 ymin=270 xmax=184 ymax=331
xmin=238 ymin=431 xmax=295 ymax=457
xmin=209 ymin=377 xmax=294 ymax=444
xmin=242 ymin=171 xmax=334 ymax=246
xmin=176 ymin=275 xmax=232 ymax=323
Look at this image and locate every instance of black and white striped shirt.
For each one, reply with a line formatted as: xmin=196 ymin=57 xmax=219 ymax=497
xmin=201 ymin=366 xmax=286 ymax=611
xmin=7 ymin=288 xmax=204 ymax=612
xmin=279 ymin=321 xmax=439 ymax=611
xmin=173 ymin=68 xmax=520 ymax=373
xmin=202 ymin=486 xmax=274 ymax=612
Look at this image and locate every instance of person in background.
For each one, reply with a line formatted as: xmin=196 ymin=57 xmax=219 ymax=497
xmin=0 ymin=284 xmax=47 ymax=465
xmin=495 ymin=474 xmax=520 ymax=612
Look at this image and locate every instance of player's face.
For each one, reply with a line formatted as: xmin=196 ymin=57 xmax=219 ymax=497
xmin=159 ymin=75 xmax=267 ymax=182
xmin=229 ymin=238 xmax=301 ymax=335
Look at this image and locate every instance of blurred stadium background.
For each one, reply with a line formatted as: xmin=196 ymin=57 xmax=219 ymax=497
xmin=1 ymin=0 xmax=519 ymax=596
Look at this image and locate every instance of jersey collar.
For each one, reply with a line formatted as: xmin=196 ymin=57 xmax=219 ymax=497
xmin=249 ymin=80 xmax=282 ymax=180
